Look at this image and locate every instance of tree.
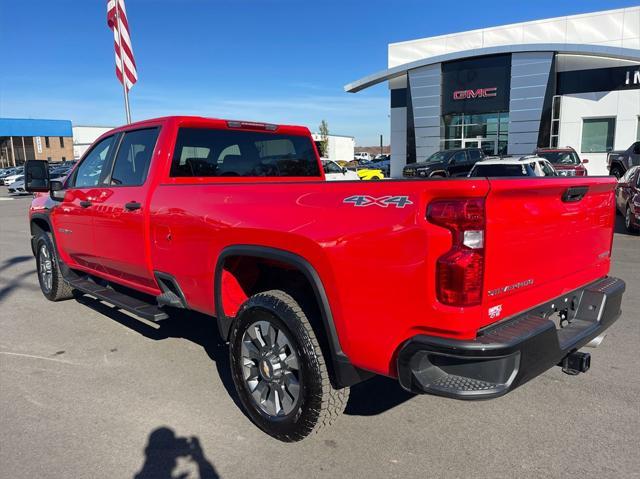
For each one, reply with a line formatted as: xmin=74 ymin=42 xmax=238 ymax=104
xmin=318 ymin=120 xmax=329 ymax=158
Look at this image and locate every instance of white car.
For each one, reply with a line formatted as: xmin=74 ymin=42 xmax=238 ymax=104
xmin=3 ymin=173 xmax=24 ymax=186
xmin=354 ymin=152 xmax=371 ymax=162
xmin=7 ymin=179 xmax=27 ymax=195
xmin=468 ymin=156 xmax=557 ymax=177
xmin=322 ymin=159 xmax=360 ymax=181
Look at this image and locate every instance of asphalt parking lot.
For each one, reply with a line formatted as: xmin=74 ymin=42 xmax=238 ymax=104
xmin=1 ymin=189 xmax=639 ymax=479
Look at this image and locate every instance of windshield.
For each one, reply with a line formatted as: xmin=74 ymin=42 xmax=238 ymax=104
xmin=425 ymin=151 xmax=449 ymax=163
xmin=537 ymin=151 xmax=579 ymax=165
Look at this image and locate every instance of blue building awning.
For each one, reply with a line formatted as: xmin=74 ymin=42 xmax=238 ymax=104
xmin=0 ymin=118 xmax=73 ymax=137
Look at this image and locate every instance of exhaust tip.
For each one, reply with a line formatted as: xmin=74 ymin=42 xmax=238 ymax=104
xmin=585 ymin=334 xmax=606 ymax=348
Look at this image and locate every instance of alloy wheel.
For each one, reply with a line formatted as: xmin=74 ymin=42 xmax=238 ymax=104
xmin=38 ymin=244 xmax=53 ymax=293
xmin=240 ymin=320 xmax=301 ymax=417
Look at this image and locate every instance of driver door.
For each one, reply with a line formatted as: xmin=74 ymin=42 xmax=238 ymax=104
xmin=51 ymin=135 xmax=116 ymax=269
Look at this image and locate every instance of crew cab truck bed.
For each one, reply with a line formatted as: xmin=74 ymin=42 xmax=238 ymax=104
xmin=25 ymin=116 xmax=625 ymax=441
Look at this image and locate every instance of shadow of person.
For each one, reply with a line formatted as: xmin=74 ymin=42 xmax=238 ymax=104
xmin=134 ymin=427 xmax=219 ymax=479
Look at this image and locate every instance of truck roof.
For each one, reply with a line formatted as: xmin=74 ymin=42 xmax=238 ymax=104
xmin=103 ymin=116 xmax=312 ymax=137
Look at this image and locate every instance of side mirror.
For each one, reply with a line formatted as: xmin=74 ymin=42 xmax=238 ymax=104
xmin=24 ymin=160 xmax=50 ymax=192
xmin=50 ymin=180 xmax=66 ymax=200
xmin=342 ymin=167 xmax=347 ymax=174
xmin=582 ymin=159 xmax=589 ymax=164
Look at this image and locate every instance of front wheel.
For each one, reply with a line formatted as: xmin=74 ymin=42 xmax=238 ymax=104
xmin=229 ymin=290 xmax=349 ymax=441
xmin=35 ymin=233 xmax=75 ymax=301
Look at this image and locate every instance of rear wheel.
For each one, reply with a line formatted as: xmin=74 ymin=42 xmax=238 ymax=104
xmin=229 ymin=290 xmax=349 ymax=441
xmin=35 ymin=233 xmax=75 ymax=301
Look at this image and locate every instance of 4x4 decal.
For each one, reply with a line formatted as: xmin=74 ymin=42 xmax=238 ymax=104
xmin=343 ymin=195 xmax=413 ymax=208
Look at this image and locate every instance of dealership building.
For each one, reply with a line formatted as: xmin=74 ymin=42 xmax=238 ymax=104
xmin=0 ymin=118 xmax=74 ymax=168
xmin=346 ymin=7 xmax=640 ymax=176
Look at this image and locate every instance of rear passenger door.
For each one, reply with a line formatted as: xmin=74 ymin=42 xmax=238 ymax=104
xmin=448 ymin=151 xmax=468 ymax=176
xmin=90 ymin=127 xmax=160 ymax=290
xmin=467 ymin=149 xmax=483 ymax=172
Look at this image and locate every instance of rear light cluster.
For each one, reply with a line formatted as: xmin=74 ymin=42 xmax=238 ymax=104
xmin=427 ymin=198 xmax=485 ymax=307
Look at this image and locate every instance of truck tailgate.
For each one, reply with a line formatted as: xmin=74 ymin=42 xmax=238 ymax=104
xmin=481 ymin=177 xmax=616 ymax=328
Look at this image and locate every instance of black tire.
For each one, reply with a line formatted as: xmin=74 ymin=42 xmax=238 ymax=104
xmin=229 ymin=290 xmax=349 ymax=441
xmin=35 ymin=232 xmax=75 ymax=301
xmin=625 ymin=205 xmax=639 ymax=233
xmin=610 ymin=166 xmax=624 ymax=179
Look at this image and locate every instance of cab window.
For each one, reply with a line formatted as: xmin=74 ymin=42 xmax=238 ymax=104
xmin=110 ymin=128 xmax=159 ymax=186
xmin=73 ymin=136 xmax=115 ymax=188
xmin=170 ymin=128 xmax=320 ymax=177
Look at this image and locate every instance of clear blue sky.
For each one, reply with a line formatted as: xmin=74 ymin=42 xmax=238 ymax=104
xmin=0 ymin=0 xmax=636 ymax=145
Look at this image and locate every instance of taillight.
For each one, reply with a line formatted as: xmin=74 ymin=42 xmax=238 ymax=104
xmin=427 ymin=198 xmax=485 ymax=306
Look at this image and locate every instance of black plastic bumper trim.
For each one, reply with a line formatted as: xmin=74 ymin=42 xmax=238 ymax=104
xmin=397 ymin=276 xmax=625 ymax=399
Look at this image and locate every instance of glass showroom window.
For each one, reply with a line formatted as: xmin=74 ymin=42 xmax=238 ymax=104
xmin=581 ymin=118 xmax=615 ymax=153
xmin=441 ymin=112 xmax=509 ymax=155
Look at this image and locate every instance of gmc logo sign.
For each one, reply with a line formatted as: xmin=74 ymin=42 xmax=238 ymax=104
xmin=453 ymin=87 xmax=497 ymax=100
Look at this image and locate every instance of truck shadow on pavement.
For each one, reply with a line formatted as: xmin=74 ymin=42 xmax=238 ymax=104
xmin=75 ymin=296 xmax=416 ymax=418
xmin=134 ymin=426 xmax=219 ymax=479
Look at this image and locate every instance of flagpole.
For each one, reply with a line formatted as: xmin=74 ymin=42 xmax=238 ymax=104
xmin=115 ymin=1 xmax=131 ymax=124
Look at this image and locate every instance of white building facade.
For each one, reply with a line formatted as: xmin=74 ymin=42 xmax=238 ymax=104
xmin=346 ymin=7 xmax=640 ymax=176
xmin=72 ymin=126 xmax=114 ymax=159
xmin=311 ymin=133 xmax=355 ymax=162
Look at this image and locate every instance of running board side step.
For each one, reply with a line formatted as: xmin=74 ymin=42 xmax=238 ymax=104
xmin=67 ymin=277 xmax=169 ymax=322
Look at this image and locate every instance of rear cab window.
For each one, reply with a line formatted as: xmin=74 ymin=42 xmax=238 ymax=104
xmin=170 ymin=127 xmax=321 ymax=178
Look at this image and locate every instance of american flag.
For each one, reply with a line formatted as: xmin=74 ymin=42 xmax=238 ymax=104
xmin=107 ymin=0 xmax=138 ymax=91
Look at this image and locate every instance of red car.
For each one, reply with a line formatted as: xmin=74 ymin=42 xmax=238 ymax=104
xmin=535 ymin=147 xmax=589 ymax=176
xmin=24 ymin=116 xmax=624 ymax=441
xmin=616 ymin=166 xmax=640 ymax=233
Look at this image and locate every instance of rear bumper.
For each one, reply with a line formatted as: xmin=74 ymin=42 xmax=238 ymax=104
xmin=397 ymin=276 xmax=625 ymax=399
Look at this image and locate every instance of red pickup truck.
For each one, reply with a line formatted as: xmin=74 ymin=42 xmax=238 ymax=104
xmin=24 ymin=116 xmax=625 ymax=441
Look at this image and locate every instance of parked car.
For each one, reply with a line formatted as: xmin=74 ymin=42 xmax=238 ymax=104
xmin=468 ymin=156 xmax=557 ymax=177
xmin=354 ymin=152 xmax=371 ymax=162
xmin=615 ymin=165 xmax=640 ymax=233
xmin=0 ymin=167 xmax=22 ymax=180
xmin=403 ymin=148 xmax=485 ymax=178
xmin=3 ymin=173 xmax=24 ymax=186
xmin=322 ymin=159 xmax=360 ymax=181
xmin=7 ymin=179 xmax=27 ymax=195
xmin=608 ymin=141 xmax=640 ymax=178
xmin=356 ymin=167 xmax=384 ymax=180
xmin=373 ymin=154 xmax=389 ymax=161
xmin=343 ymin=159 xmax=371 ymax=170
xmin=534 ymin=147 xmax=588 ymax=176
xmin=24 ymin=115 xmax=624 ymax=442
xmin=366 ymin=157 xmax=390 ymax=177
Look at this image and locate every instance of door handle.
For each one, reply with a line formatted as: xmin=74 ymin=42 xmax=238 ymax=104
xmin=562 ymin=186 xmax=589 ymax=203
xmin=79 ymin=200 xmax=92 ymax=208
xmin=125 ymin=201 xmax=142 ymax=211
